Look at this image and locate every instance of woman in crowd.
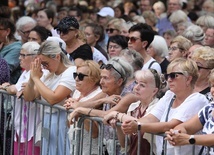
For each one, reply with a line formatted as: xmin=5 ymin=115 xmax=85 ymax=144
xmin=147 ymin=35 xmax=169 ymax=74
xmin=104 ymin=58 xmax=209 ymax=155
xmin=166 ymin=69 xmax=214 ymax=154
xmin=104 ymin=69 xmax=163 ymax=155
xmin=28 ymin=25 xmax=52 ymax=44
xmin=37 ymin=8 xmax=59 ymax=37
xmin=56 ymin=16 xmax=93 ymax=65
xmin=107 ymin=35 xmax=128 ymax=59
xmin=106 ymin=18 xmax=125 ymax=37
xmin=196 ymin=15 xmax=214 ymax=33
xmin=0 ymin=42 xmax=42 ymax=155
xmin=23 ymin=40 xmax=76 ymax=155
xmin=191 ymin=46 xmax=214 ymax=101
xmin=168 ymin=35 xmax=192 ymax=62
xmin=0 ymin=17 xmax=22 ymax=84
xmin=67 ymin=60 xmax=101 ymax=155
xmin=84 ymin=23 xmax=108 ymax=60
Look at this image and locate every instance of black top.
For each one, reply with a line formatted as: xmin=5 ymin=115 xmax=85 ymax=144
xmin=160 ymin=58 xmax=170 ymax=74
xmin=69 ymin=44 xmax=93 ymax=61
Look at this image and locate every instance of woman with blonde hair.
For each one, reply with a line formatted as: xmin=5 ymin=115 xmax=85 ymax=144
xmin=106 ymin=18 xmax=125 ymax=37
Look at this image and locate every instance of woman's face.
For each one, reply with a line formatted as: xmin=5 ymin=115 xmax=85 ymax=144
xmin=37 ymin=10 xmax=51 ymax=27
xmin=166 ymin=66 xmax=190 ymax=93
xmin=84 ymin=26 xmax=97 ymax=46
xmin=75 ymin=66 xmax=97 ymax=93
xmin=108 ymin=42 xmax=123 ymax=58
xmin=147 ymin=45 xmax=156 ymax=58
xmin=194 ymin=59 xmax=211 ymax=82
xmin=100 ymin=69 xmax=122 ymax=95
xmin=106 ymin=24 xmax=120 ymax=37
xmin=0 ymin=26 xmax=8 ymax=42
xmin=133 ymin=73 xmax=156 ymax=103
xmin=19 ymin=49 xmax=36 ymax=71
xmin=28 ymin=31 xmax=42 ymax=44
xmin=59 ymin=28 xmax=77 ymax=43
xmin=38 ymin=54 xmax=59 ymax=73
xmin=168 ymin=42 xmax=186 ymax=62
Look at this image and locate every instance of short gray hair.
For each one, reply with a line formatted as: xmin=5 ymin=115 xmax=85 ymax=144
xmin=169 ymin=10 xmax=188 ymax=24
xmin=21 ymin=41 xmax=40 ymax=54
xmin=151 ymin=35 xmax=168 ymax=58
xmin=15 ymin=16 xmax=36 ymax=30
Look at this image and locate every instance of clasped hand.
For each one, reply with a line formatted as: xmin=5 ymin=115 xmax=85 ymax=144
xmin=30 ymin=58 xmax=43 ymax=80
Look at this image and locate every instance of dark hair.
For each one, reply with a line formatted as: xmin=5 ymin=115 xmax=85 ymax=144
xmin=114 ymin=3 xmax=125 ymax=16
xmin=0 ymin=6 xmax=11 ymax=18
xmin=40 ymin=8 xmax=55 ymax=25
xmin=69 ymin=5 xmax=82 ymax=17
xmin=0 ymin=18 xmax=15 ymax=40
xmin=129 ymin=23 xmax=155 ymax=49
xmin=86 ymin=23 xmax=104 ymax=42
xmin=107 ymin=35 xmax=128 ymax=50
xmin=31 ymin=26 xmax=52 ymax=42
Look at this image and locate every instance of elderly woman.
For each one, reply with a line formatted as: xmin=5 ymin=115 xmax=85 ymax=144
xmin=0 ymin=42 xmax=42 ymax=155
xmin=107 ymin=35 xmax=128 ymax=59
xmin=166 ymin=69 xmax=214 ymax=154
xmin=23 ymin=40 xmax=76 ymax=155
xmin=168 ymin=35 xmax=192 ymax=62
xmin=196 ymin=15 xmax=214 ymax=33
xmin=104 ymin=69 xmax=163 ymax=155
xmin=191 ymin=46 xmax=214 ymax=101
xmin=67 ymin=57 xmax=134 ymax=154
xmin=56 ymin=16 xmax=93 ymax=65
xmin=106 ymin=58 xmax=209 ymax=155
xmin=147 ymin=35 xmax=169 ymax=74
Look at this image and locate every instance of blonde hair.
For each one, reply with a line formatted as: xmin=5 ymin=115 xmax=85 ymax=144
xmin=192 ymin=46 xmax=214 ymax=69
xmin=209 ymin=69 xmax=214 ymax=84
xmin=143 ymin=11 xmax=158 ymax=26
xmin=167 ymin=58 xmax=198 ymax=86
xmin=77 ymin=60 xmax=101 ymax=85
xmin=107 ymin=18 xmax=125 ymax=33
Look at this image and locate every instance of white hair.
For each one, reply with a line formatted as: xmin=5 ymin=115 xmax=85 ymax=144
xmin=21 ymin=41 xmax=40 ymax=54
xmin=15 ymin=16 xmax=36 ymax=30
xmin=169 ymin=10 xmax=188 ymax=24
xmin=151 ymin=35 xmax=168 ymax=58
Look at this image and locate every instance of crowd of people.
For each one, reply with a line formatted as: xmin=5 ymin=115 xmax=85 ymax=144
xmin=0 ymin=0 xmax=214 ymax=154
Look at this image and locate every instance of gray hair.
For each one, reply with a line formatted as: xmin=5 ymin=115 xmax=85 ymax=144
xmin=151 ymin=35 xmax=168 ymax=58
xmin=182 ymin=24 xmax=205 ymax=44
xmin=108 ymin=57 xmax=134 ymax=87
xmin=169 ymin=10 xmax=188 ymax=24
xmin=38 ymin=40 xmax=72 ymax=67
xmin=119 ymin=48 xmax=144 ymax=71
xmin=15 ymin=16 xmax=36 ymax=30
xmin=21 ymin=41 xmax=40 ymax=54
xmin=196 ymin=15 xmax=214 ymax=29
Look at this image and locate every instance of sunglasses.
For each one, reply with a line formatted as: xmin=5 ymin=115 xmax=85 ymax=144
xmin=106 ymin=28 xmax=117 ymax=33
xmin=165 ymin=72 xmax=184 ymax=80
xmin=100 ymin=64 xmax=123 ymax=79
xmin=197 ymin=65 xmax=212 ymax=70
xmin=73 ymin=72 xmax=88 ymax=81
xmin=126 ymin=37 xmax=141 ymax=43
xmin=56 ymin=28 xmax=76 ymax=35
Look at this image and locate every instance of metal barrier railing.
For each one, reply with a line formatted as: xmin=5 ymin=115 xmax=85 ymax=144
xmin=0 ymin=90 xmax=207 ymax=155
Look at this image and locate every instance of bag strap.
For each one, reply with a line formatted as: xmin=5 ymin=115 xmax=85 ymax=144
xmin=148 ymin=61 xmax=158 ymax=69
xmin=161 ymin=95 xmax=176 ymax=155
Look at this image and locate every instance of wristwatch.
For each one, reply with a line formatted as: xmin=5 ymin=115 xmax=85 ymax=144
xmin=189 ymin=135 xmax=195 ymax=144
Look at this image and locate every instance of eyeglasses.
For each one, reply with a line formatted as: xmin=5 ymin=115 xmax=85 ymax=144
xmin=100 ymin=64 xmax=123 ymax=79
xmin=41 ymin=61 xmax=49 ymax=69
xmin=126 ymin=37 xmax=141 ymax=43
xmin=56 ymin=28 xmax=76 ymax=35
xmin=165 ymin=72 xmax=185 ymax=80
xmin=73 ymin=72 xmax=88 ymax=81
xmin=106 ymin=28 xmax=118 ymax=33
xmin=19 ymin=29 xmax=31 ymax=35
xmin=197 ymin=65 xmax=212 ymax=70
xmin=108 ymin=45 xmax=121 ymax=50
xmin=168 ymin=46 xmax=181 ymax=51
xmin=19 ymin=53 xmax=36 ymax=59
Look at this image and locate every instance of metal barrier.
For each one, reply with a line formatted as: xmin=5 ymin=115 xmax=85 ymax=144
xmin=0 ymin=90 xmax=207 ymax=155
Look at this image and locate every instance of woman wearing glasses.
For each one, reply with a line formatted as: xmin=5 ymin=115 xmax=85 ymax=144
xmin=23 ymin=40 xmax=76 ymax=155
xmin=104 ymin=58 xmax=209 ymax=155
xmin=0 ymin=42 xmax=42 ymax=155
xmin=0 ymin=17 xmax=22 ymax=84
xmin=191 ymin=46 xmax=214 ymax=102
xmin=65 ymin=60 xmax=102 ymax=155
xmin=106 ymin=18 xmax=125 ymax=37
xmin=103 ymin=69 xmax=164 ymax=155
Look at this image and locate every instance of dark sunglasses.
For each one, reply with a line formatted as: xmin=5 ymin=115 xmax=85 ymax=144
xmin=165 ymin=72 xmax=184 ymax=80
xmin=197 ymin=65 xmax=212 ymax=70
xmin=126 ymin=37 xmax=141 ymax=43
xmin=73 ymin=72 xmax=88 ymax=81
xmin=106 ymin=28 xmax=117 ymax=33
xmin=56 ymin=28 xmax=75 ymax=35
xmin=100 ymin=64 xmax=123 ymax=79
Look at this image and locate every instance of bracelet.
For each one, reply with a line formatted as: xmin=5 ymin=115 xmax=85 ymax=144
xmin=120 ymin=113 xmax=125 ymax=122
xmin=115 ymin=112 xmax=119 ymax=120
xmin=88 ymin=108 xmax=93 ymax=115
